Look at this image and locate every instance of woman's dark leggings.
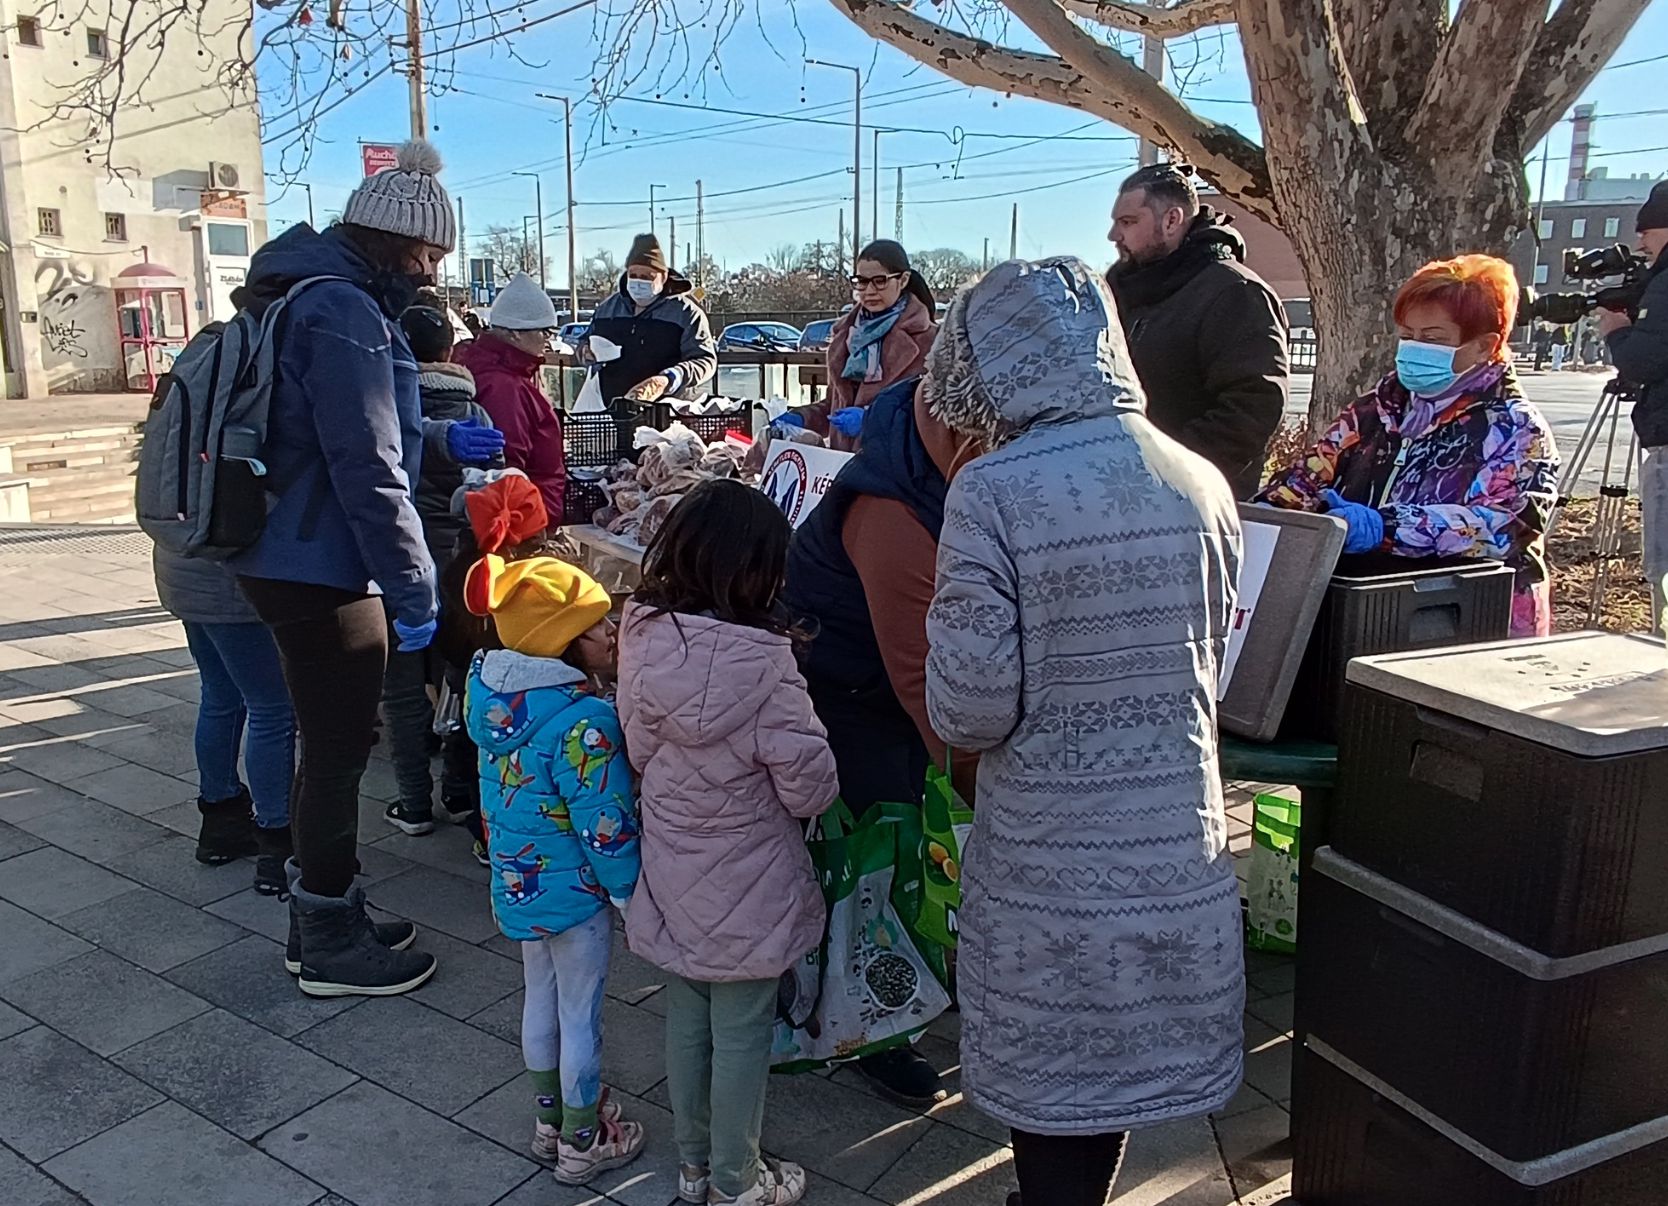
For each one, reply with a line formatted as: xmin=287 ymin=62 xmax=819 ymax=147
xmin=239 ymin=578 xmax=388 ymax=898
xmin=1011 ymin=1128 xmax=1129 ymax=1206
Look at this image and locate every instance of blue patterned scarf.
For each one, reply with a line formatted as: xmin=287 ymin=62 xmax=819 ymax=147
xmin=841 ymin=299 xmax=906 ymax=383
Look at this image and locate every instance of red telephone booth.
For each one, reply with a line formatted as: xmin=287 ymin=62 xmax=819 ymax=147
xmin=115 ymin=260 xmax=191 ymax=393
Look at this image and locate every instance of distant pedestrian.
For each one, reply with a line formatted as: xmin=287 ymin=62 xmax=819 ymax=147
xmin=152 ymin=549 xmax=294 ymax=895
xmin=1550 ymin=323 xmax=1569 ymax=371
xmin=1106 ymin=162 xmax=1289 ymax=497
xmin=456 ymin=273 xmax=568 ymax=526
xmin=1533 ymin=322 xmax=1552 ymax=371
xmin=231 ymin=139 xmax=450 ymax=998
xmin=587 ymin=233 xmax=717 ymax=404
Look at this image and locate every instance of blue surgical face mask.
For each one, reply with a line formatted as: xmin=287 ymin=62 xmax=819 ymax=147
xmin=1395 ymin=338 xmax=1460 ymax=396
xmin=626 ymin=277 xmax=660 ymax=304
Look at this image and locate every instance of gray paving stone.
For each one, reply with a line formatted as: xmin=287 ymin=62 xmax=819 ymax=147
xmin=13 ymin=796 xmax=170 ymax=864
xmin=0 ymin=900 xmax=94 ymax=984
xmin=1 ymin=729 xmax=127 ymax=785
xmin=45 ymin=1100 xmax=323 ymax=1206
xmin=205 ymin=887 xmax=291 ymax=942
xmin=829 ymin=1033 xmax=1007 ymax=1145
xmin=86 ymin=725 xmax=198 ymax=778
xmin=465 ymin=991 xmax=520 ymax=1045
xmin=260 ymin=1080 xmax=536 ymax=1206
xmin=1248 ymin=990 xmax=1294 ymax=1035
xmin=865 ymin=1121 xmax=1012 ymax=1204
xmin=0 ymin=846 xmax=134 ymax=919
xmin=351 ymin=841 xmax=418 ymax=886
xmin=106 ymin=836 xmax=252 ymax=906
xmin=58 ymin=887 xmax=246 ymax=972
xmin=0 ymin=950 xmax=210 ymax=1056
xmin=0 ymin=819 xmax=47 ymax=861
xmin=82 ymin=682 xmax=185 ymax=719
xmin=354 ymin=864 xmax=498 ymax=943
xmin=163 ymin=935 xmax=363 ymax=1039
xmin=402 ymin=929 xmax=522 ymax=1021
xmin=604 ymin=928 xmax=670 ymax=1008
xmin=0 ymin=770 xmax=87 ymax=824
xmin=489 ymin=1172 xmax=615 ymax=1206
xmin=66 ymin=762 xmax=194 ymax=817
xmin=296 ymin=997 xmax=522 ymax=1116
xmin=1213 ymin=1103 xmax=1293 ymax=1194
xmin=0 ymin=998 xmax=32 ymax=1040
xmin=369 ymin=822 xmax=486 ymax=880
xmin=357 ymin=758 xmax=401 ymax=805
xmin=1244 ymin=1022 xmax=1293 ymax=1103
xmin=0 ymin=1141 xmax=83 ymax=1206
xmin=1110 ymin=1117 xmax=1238 ymax=1206
xmin=0 ymin=1026 xmax=164 ymax=1161
xmin=142 ymin=799 xmax=202 ymax=839
xmin=114 ymin=1008 xmax=359 ymax=1140
xmin=748 ymin=1069 xmax=931 ymax=1192
xmin=600 ymin=998 xmax=667 ymax=1097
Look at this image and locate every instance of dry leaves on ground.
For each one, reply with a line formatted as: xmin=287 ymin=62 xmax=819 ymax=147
xmin=1548 ymin=498 xmax=1654 ymax=634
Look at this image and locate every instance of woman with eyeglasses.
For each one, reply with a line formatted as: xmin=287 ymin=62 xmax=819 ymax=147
xmin=811 ymin=240 xmax=938 ymax=449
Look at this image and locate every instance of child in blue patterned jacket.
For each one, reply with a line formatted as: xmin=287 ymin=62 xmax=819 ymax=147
xmin=460 ymin=474 xmax=645 ymax=1187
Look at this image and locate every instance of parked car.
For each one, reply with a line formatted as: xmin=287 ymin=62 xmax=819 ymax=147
xmin=558 ymin=322 xmax=590 ymax=344
xmin=797 ymin=320 xmax=836 ymax=352
xmin=718 ymin=322 xmax=802 ymax=352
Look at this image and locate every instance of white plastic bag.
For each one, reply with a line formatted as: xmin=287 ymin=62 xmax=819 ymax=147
xmin=573 ymin=372 xmax=605 ymax=413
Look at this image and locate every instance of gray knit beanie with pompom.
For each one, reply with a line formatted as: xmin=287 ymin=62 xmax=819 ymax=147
xmin=341 ymin=139 xmax=456 ymax=251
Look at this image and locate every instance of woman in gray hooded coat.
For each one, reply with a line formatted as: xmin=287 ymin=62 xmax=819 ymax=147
xmin=923 ymin=256 xmax=1245 ymax=1206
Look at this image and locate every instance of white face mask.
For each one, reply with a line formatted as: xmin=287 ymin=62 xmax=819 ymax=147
xmin=626 ymin=277 xmax=660 ymax=304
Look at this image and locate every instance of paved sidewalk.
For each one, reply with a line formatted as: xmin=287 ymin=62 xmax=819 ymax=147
xmin=0 ymin=525 xmax=1294 ymax=1206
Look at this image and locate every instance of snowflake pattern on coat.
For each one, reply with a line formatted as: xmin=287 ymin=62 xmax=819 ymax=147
xmin=1258 ymin=365 xmax=1560 ymax=637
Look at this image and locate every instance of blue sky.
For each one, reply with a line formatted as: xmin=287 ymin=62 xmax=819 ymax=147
xmin=262 ymin=2 xmax=1668 ymax=283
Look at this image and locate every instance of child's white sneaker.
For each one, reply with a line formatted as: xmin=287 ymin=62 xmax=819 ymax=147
xmin=708 ymin=1158 xmax=807 ymax=1205
xmin=679 ymin=1163 xmax=711 ymax=1203
xmin=529 ymin=1090 xmax=624 ymax=1164
xmin=553 ymin=1117 xmax=646 ymax=1185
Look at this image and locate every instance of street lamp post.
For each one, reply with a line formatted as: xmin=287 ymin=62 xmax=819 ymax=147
xmin=532 ymin=92 xmax=582 ymax=326
xmin=298 ymin=182 xmax=316 ymax=229
xmin=513 ymin=171 xmax=546 ymax=291
xmin=807 ymin=58 xmax=861 ymax=266
xmin=649 ymin=183 xmax=668 ymax=240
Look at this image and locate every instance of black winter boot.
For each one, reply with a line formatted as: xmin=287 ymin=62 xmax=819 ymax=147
xmin=283 ymin=859 xmax=416 ymax=975
xmin=289 ymin=874 xmax=434 ymax=998
xmin=194 ymin=787 xmax=258 ymax=865
xmin=858 ymin=1045 xmax=947 ymax=1107
xmin=253 ymin=825 xmax=293 ymax=896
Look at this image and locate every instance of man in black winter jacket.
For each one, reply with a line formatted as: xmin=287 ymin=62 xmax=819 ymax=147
xmin=1105 ymin=163 xmax=1289 ymax=498
xmin=1601 ymin=180 xmax=1668 ymax=631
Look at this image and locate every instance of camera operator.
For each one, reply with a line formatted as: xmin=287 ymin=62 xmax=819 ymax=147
xmin=1600 ymin=181 xmax=1668 ymax=631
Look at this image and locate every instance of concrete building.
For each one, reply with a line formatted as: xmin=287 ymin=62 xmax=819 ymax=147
xmin=0 ymin=2 xmax=266 ymax=396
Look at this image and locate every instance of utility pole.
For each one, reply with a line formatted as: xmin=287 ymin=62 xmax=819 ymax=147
xmin=808 ymin=59 xmax=861 ymax=264
xmin=1138 ymin=2 xmax=1163 ymax=166
xmin=1009 ymin=203 xmax=1018 ymax=260
xmin=649 ymin=183 xmax=667 ymax=240
xmin=522 ymin=215 xmax=535 ymax=275
xmin=561 ymin=98 xmax=577 ymax=321
xmin=895 ymin=167 xmax=903 ymax=242
xmin=456 ymin=196 xmax=467 ymax=299
xmin=513 ymin=172 xmax=546 ymax=290
xmin=403 ymin=0 xmax=427 ymax=137
xmin=695 ymin=179 xmax=706 ymax=296
xmin=871 ymin=129 xmax=883 ymax=240
xmin=668 ymin=215 xmax=677 ymax=272
xmin=837 ymin=209 xmax=846 ymax=277
xmin=982 ymin=237 xmax=990 ymax=273
xmin=297 ymin=183 xmax=316 ymax=229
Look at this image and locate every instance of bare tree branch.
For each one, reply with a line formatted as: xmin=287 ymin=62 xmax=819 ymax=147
xmin=826 ymin=0 xmax=1273 ymax=216
xmin=1059 ymin=0 xmax=1234 ymax=38
xmin=1403 ymin=0 xmax=1544 ymax=173
xmin=1507 ymin=0 xmax=1653 ymax=149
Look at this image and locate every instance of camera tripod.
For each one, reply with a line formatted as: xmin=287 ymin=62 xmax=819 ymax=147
xmin=1546 ymin=376 xmax=1644 ymax=626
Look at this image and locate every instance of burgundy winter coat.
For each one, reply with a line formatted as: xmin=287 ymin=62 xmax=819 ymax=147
xmin=617 ymin=603 xmax=838 ymax=983
xmin=454 ymin=334 xmax=566 ymax=525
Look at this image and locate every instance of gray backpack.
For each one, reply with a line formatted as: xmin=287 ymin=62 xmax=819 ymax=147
xmin=135 ymin=275 xmax=344 ymax=559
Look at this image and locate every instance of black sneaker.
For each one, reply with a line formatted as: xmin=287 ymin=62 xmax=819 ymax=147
xmin=290 ymin=881 xmax=435 ymax=998
xmin=858 ymin=1045 xmax=947 ymax=1107
xmin=195 ymin=787 xmax=258 ymax=865
xmin=282 ymin=859 xmax=416 ymax=975
xmin=253 ymin=824 xmax=293 ymax=896
xmin=383 ymin=800 xmax=435 ymax=836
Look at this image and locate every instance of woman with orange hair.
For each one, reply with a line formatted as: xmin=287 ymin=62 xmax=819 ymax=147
xmin=1260 ymin=254 xmax=1560 ymax=636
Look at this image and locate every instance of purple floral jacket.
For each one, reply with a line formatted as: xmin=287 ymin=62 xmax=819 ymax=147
xmin=1258 ymin=364 xmax=1560 ymax=637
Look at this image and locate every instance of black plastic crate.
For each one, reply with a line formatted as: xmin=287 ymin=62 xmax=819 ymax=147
xmin=562 ymin=400 xmax=640 ymax=468
xmin=648 ymin=401 xmax=753 ymax=444
xmin=1292 ymin=1044 xmax=1668 ymax=1205
xmin=1333 ymin=672 xmax=1668 ymax=956
xmin=1300 ymin=850 xmax=1668 ymax=1161
xmin=1283 ymin=558 xmax=1514 ymax=742
xmin=563 ymin=474 xmax=610 ymax=527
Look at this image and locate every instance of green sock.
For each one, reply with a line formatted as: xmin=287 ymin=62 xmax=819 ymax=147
xmin=562 ymin=1100 xmax=600 ymax=1148
xmin=528 ymin=1069 xmax=560 ymax=1126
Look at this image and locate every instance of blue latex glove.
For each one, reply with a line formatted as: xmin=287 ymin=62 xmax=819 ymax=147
xmin=1321 ymin=489 xmax=1386 ymax=554
xmin=446 ymin=419 xmax=505 ymax=466
xmin=773 ymin=412 xmax=805 ymax=429
xmin=392 ymin=616 xmax=437 ymax=653
xmin=829 ymin=407 xmax=866 ymax=438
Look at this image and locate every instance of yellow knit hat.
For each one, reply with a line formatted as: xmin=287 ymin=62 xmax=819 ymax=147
xmin=464 ymin=555 xmax=612 ymax=658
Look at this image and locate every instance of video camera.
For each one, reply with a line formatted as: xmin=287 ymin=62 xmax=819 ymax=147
xmin=1520 ymin=243 xmax=1649 ymax=327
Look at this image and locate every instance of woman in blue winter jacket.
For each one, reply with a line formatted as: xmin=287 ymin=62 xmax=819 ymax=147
xmin=230 ymin=140 xmax=454 ymax=999
xmin=460 ymin=473 xmax=646 ymax=1189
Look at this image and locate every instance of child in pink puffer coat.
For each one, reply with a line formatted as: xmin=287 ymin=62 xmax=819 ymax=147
xmin=617 ymin=479 xmax=838 ymax=1206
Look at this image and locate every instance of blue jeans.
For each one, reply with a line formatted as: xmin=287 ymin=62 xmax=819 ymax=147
xmin=520 ymin=910 xmax=613 ymax=1134
xmin=183 ymin=621 xmax=296 ymax=828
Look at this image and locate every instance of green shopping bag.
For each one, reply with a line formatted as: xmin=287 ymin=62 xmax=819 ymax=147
xmin=1246 ymin=793 xmax=1301 ymax=954
xmin=913 ymin=766 xmax=974 ymax=949
xmin=770 ymin=799 xmax=953 ymax=1073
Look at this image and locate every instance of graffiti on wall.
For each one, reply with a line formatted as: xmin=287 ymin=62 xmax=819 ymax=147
xmin=36 ymin=259 xmax=120 ymax=392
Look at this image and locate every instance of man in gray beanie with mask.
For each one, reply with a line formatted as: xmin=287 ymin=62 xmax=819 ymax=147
xmin=231 ymin=139 xmax=458 ymax=999
xmin=587 ymin=232 xmax=716 ymax=404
